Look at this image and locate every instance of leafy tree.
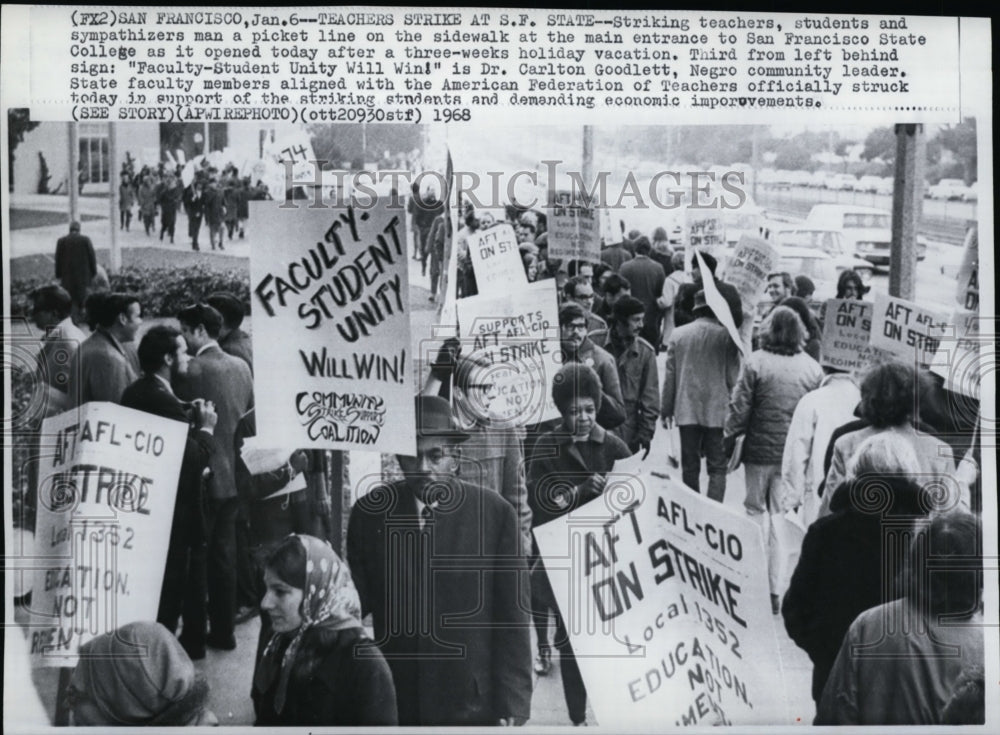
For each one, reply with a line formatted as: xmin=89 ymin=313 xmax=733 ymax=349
xmin=935 ymin=118 xmax=976 ymax=183
xmin=8 ymin=109 xmax=40 ymax=191
xmin=861 ymin=126 xmax=896 ymax=165
xmin=773 ymin=141 xmax=811 ymax=171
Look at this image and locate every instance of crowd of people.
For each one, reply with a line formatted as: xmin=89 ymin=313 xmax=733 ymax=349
xmin=16 ymin=189 xmax=985 ymax=728
xmin=116 ymin=154 xmax=271 ymax=249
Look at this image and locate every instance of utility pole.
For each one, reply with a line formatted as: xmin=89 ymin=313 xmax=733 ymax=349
xmin=108 ymin=122 xmax=120 ymax=273
xmin=582 ymin=126 xmax=594 ymax=194
xmin=889 ymin=124 xmax=924 ymax=300
xmin=67 ymin=123 xmax=79 ymax=224
xmin=751 ymin=126 xmax=761 ymax=202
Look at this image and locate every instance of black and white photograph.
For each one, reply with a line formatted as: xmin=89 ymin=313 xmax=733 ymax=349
xmin=2 ymin=6 xmax=994 ymax=733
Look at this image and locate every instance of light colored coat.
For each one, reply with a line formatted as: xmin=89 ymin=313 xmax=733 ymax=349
xmin=780 ymin=373 xmax=861 ymax=522
xmin=661 ymin=317 xmax=742 ymax=428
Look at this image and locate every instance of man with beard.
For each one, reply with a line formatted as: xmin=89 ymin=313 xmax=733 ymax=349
xmin=347 ymin=396 xmax=531 ymax=726
xmin=558 ymin=302 xmax=625 ymax=432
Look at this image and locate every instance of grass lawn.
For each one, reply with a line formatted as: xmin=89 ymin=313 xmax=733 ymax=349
xmin=8 ymin=209 xmax=105 ymax=230
xmin=10 ymin=246 xmax=249 ymax=282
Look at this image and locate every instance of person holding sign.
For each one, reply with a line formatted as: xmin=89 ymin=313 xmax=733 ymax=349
xmin=725 ymin=307 xmax=823 ymax=614
xmin=347 ymin=396 xmax=531 ymax=726
xmin=121 ymin=325 xmax=221 ymax=661
xmin=527 ymin=363 xmax=633 ymax=726
xmin=252 ymin=535 xmax=397 ymax=726
xmin=661 ymin=288 xmax=743 ymax=502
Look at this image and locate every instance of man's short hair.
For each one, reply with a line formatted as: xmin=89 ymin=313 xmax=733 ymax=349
xmin=564 ymin=275 xmax=592 ymax=300
xmin=69 ymin=221 xmax=81 ymax=233
xmin=767 ymin=271 xmax=797 ymax=296
xmin=566 ymin=260 xmax=592 ymax=279
xmin=177 ymin=303 xmax=224 ymax=339
xmin=551 ymin=363 xmax=603 ymax=414
xmin=137 ymin=325 xmax=183 ymax=374
xmin=603 ymin=273 xmax=631 ymax=296
xmin=90 ymin=292 xmax=139 ymax=329
xmin=30 ymin=285 xmax=73 ymax=319
xmin=206 ymin=292 xmax=246 ymax=329
xmin=558 ymin=302 xmax=589 ymax=327
xmin=633 ymin=236 xmax=652 ymax=255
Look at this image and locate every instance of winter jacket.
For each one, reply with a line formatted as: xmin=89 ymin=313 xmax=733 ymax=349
xmin=782 ymin=477 xmax=927 ymax=703
xmin=661 ymin=317 xmax=742 ymax=428
xmin=724 ymin=349 xmax=823 ymax=465
xmin=252 ymin=625 xmax=398 ymax=726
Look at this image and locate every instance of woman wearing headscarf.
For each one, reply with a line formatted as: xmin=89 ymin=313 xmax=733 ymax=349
xmin=725 ymin=306 xmax=823 ymax=613
xmin=252 ymin=534 xmax=397 ymax=726
xmin=66 ymin=621 xmax=218 ymax=726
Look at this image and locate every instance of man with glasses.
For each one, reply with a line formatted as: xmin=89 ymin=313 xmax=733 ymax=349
xmin=558 ymin=303 xmax=625 ymax=432
xmin=347 ymin=395 xmax=532 ymax=726
xmin=563 ymin=275 xmax=608 ymax=335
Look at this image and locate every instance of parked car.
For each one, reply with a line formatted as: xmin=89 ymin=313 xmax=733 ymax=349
xmin=926 ymin=178 xmax=969 ymax=200
xmin=856 ymin=175 xmax=883 ymax=193
xmin=826 ymin=173 xmax=858 ymax=191
xmin=805 ymin=204 xmax=927 ymax=267
xmin=962 ymin=181 xmax=979 ymax=202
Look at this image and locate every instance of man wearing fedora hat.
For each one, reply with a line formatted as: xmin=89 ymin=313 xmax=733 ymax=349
xmin=347 ymin=395 xmax=532 ymax=727
xmin=661 ymin=288 xmax=743 ymax=502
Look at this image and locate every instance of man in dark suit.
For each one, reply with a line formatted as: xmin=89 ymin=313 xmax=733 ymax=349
xmin=54 ymin=221 xmax=97 ymax=322
xmin=618 ymin=237 xmax=666 ymax=347
xmin=347 ymin=396 xmax=532 ymax=726
xmin=206 ymin=292 xmax=253 ymax=370
xmin=66 ymin=292 xmax=142 ymax=407
xmin=174 ymin=303 xmax=254 ymax=650
xmin=121 ymin=325 xmax=220 ymax=660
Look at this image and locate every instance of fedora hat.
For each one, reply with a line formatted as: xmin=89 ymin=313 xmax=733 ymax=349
xmin=415 ymin=395 xmax=470 ymax=442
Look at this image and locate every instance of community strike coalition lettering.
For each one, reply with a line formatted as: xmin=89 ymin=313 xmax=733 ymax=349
xmin=254 ymin=207 xmax=406 ymax=336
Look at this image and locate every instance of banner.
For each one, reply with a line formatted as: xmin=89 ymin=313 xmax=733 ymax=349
xmin=719 ymin=236 xmax=778 ymax=317
xmin=547 ymin=190 xmax=601 ymax=264
xmin=696 ymin=250 xmax=746 ymax=357
xmin=456 ymin=279 xmax=561 ymax=427
xmin=266 ymin=128 xmax=318 ymax=181
xmin=467 ymin=222 xmax=527 ymax=298
xmin=870 ymin=294 xmax=949 ymax=367
xmin=251 ymin=200 xmax=416 ymax=454
xmin=533 ymin=472 xmax=787 ymax=727
xmin=29 ymin=403 xmax=188 ymax=667
xmin=686 ymin=211 xmax=726 ymax=257
xmin=819 ymin=299 xmax=875 ymax=371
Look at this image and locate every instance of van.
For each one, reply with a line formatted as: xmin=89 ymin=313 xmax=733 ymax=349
xmin=804 ymin=204 xmax=927 ymax=267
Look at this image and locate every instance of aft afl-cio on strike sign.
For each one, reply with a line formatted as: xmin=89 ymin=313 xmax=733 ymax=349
xmin=251 ymin=200 xmax=416 ymax=455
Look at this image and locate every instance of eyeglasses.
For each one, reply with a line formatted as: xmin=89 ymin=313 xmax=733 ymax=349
xmin=564 ymin=322 xmax=589 ymax=332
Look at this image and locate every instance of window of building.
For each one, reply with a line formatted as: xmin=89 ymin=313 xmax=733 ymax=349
xmin=79 ymin=123 xmax=109 ymax=184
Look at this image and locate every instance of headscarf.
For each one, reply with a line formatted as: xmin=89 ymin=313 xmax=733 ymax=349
xmin=255 ymin=534 xmax=363 ymax=714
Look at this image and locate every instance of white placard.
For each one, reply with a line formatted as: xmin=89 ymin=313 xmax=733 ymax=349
xmin=30 ymin=403 xmax=187 ymax=667
xmin=467 ymin=222 xmax=527 ymax=297
xmin=251 ymin=200 xmax=416 ymax=454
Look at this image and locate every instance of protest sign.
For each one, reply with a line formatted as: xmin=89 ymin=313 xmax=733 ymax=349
xmin=955 ymin=226 xmax=979 ymax=310
xmin=29 ymin=403 xmax=188 ymax=667
xmin=266 ymin=128 xmax=317 ymax=181
xmin=695 ymin=250 xmax=746 ymax=357
xmin=251 ymin=199 xmax=416 ymax=454
xmin=533 ymin=472 xmax=787 ymax=727
xmin=456 ymin=279 xmax=561 ymax=426
xmin=870 ymin=293 xmax=949 ymax=366
xmin=686 ymin=211 xmax=725 ymax=256
xmin=467 ymin=222 xmax=527 ymax=297
xmin=720 ymin=236 xmax=778 ymax=316
xmin=547 ymin=190 xmax=601 ymax=264
xmin=820 ymin=299 xmax=875 ymax=371
xmin=929 ymin=310 xmax=989 ymax=400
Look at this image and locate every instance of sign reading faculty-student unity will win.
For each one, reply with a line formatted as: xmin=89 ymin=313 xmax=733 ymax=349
xmin=534 ymin=472 xmax=787 ymax=727
xmin=251 ymin=200 xmax=416 ymax=455
xmin=30 ymin=402 xmax=187 ymax=667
